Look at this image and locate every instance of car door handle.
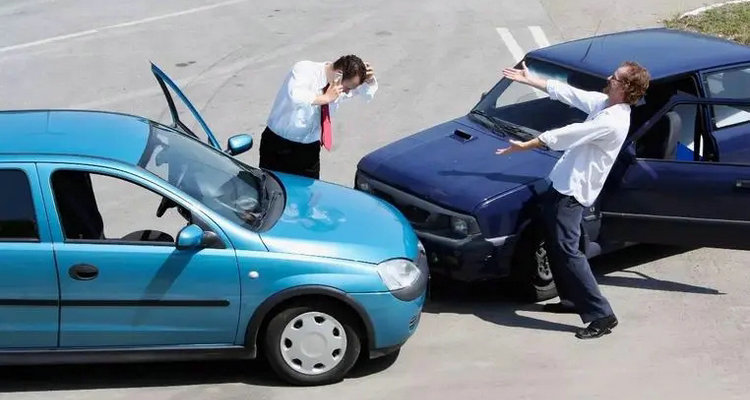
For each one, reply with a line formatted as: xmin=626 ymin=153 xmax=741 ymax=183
xmin=735 ymin=180 xmax=750 ymax=189
xmin=69 ymin=264 xmax=99 ymax=281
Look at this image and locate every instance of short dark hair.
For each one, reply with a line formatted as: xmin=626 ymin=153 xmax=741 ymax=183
xmin=333 ymin=55 xmax=367 ymax=84
xmin=621 ymin=61 xmax=651 ymax=105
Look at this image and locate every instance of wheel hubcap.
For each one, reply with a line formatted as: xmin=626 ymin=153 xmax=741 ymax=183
xmin=280 ymin=312 xmax=347 ymax=375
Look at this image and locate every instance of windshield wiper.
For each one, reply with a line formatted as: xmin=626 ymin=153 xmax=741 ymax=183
xmin=469 ymin=109 xmax=532 ymax=140
xmin=469 ymin=109 xmax=506 ymax=136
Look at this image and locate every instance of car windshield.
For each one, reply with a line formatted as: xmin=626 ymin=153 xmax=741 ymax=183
xmin=138 ymin=124 xmax=266 ymax=230
xmin=471 ymin=58 xmax=606 ymax=139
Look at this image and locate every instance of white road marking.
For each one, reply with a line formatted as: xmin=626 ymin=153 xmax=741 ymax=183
xmin=496 ymin=26 xmax=551 ymax=98
xmin=529 ymin=26 xmax=550 ymax=48
xmin=0 ymin=0 xmax=248 ymax=54
xmin=0 ymin=29 xmax=99 ymax=53
xmin=495 ymin=27 xmax=525 ymax=63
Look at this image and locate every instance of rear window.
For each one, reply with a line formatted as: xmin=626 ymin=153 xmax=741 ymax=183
xmin=0 ymin=169 xmax=39 ymax=240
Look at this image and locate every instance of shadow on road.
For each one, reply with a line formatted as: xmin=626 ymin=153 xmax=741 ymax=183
xmin=591 ymin=244 xmax=724 ymax=296
xmin=0 ymin=349 xmax=399 ymax=392
xmin=423 ymin=244 xmax=724 ymax=331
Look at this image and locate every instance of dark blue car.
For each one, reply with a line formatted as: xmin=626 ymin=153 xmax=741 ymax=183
xmin=355 ymin=28 xmax=750 ymax=301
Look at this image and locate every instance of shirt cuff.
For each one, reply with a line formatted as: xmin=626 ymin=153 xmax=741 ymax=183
xmin=546 ymin=79 xmax=561 ymax=101
xmin=361 ymin=77 xmax=378 ymax=98
xmin=537 ymin=131 xmax=559 ymax=150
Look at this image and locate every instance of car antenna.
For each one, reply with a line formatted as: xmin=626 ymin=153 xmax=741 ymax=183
xmin=581 ymin=18 xmax=603 ymax=62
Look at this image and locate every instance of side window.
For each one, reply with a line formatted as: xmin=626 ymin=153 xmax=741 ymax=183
xmin=705 ymin=66 xmax=750 ymax=128
xmin=0 ymin=169 xmax=39 ymax=241
xmin=51 ymin=170 xmax=194 ymax=245
xmin=635 ymin=103 xmax=704 ymax=161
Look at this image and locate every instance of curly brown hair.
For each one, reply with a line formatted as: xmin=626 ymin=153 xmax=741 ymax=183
xmin=333 ymin=55 xmax=367 ymax=84
xmin=620 ymin=61 xmax=651 ymax=105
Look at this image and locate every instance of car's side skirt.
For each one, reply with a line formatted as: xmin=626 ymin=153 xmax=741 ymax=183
xmin=0 ymin=345 xmax=253 ymax=366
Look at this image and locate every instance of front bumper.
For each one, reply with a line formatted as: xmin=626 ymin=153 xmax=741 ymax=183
xmin=355 ymin=171 xmax=518 ymax=282
xmin=349 ymin=290 xmax=425 ymax=357
xmin=416 ymin=231 xmax=517 ymax=282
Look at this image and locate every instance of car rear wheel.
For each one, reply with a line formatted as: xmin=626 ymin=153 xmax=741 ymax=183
xmin=511 ymin=230 xmax=558 ymax=302
xmin=263 ymin=301 xmax=362 ymax=386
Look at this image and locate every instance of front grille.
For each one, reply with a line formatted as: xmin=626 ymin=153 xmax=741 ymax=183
xmin=371 ymin=187 xmax=449 ymax=230
xmin=400 ymin=204 xmax=431 ymax=224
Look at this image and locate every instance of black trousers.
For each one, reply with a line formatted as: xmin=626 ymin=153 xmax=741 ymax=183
xmin=541 ymin=188 xmax=614 ymax=323
xmin=258 ymin=127 xmax=321 ymax=179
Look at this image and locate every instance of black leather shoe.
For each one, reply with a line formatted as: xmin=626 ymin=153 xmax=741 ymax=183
xmin=575 ymin=315 xmax=618 ymax=339
xmin=542 ymin=302 xmax=577 ymax=314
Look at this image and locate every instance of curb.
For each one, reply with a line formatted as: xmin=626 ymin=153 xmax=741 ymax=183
xmin=679 ymin=0 xmax=750 ymax=18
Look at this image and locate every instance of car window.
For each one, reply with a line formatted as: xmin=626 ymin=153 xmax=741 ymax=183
xmin=0 ymin=169 xmax=38 ymax=241
xmin=51 ymin=170 xmax=191 ymax=245
xmin=705 ymin=66 xmax=750 ymax=128
xmin=635 ymin=103 xmax=705 ymax=161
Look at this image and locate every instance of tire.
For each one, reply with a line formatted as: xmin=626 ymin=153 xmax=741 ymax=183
xmin=263 ymin=300 xmax=362 ymax=386
xmin=511 ymin=229 xmax=558 ymax=302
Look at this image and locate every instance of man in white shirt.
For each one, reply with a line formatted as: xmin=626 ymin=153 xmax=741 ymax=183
xmin=496 ymin=60 xmax=650 ymax=339
xmin=259 ymin=55 xmax=378 ymax=179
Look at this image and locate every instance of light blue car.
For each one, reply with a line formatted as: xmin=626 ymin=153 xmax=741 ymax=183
xmin=0 ymin=63 xmax=426 ymax=386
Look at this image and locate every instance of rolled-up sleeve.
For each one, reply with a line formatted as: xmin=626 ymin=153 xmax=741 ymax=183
xmin=538 ymin=117 xmax=613 ymax=151
xmin=547 ymin=79 xmax=607 ymax=114
xmin=287 ymin=62 xmax=317 ymax=106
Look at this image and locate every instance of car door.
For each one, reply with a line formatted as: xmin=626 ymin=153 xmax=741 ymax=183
xmin=37 ymin=162 xmax=241 ymax=348
xmin=0 ymin=164 xmax=59 ymax=348
xmin=599 ymin=89 xmax=750 ymax=250
xmin=151 ymin=62 xmax=222 ymax=150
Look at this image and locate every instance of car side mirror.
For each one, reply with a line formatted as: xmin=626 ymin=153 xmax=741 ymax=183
xmin=176 ymin=224 xmax=205 ymax=250
xmin=226 ymin=134 xmax=253 ymax=156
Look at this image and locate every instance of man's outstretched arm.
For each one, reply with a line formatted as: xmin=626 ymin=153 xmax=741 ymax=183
xmin=502 ymin=61 xmax=606 ymax=115
xmin=502 ymin=61 xmax=548 ymax=92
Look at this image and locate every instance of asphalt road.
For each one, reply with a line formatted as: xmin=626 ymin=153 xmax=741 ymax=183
xmin=2 ymin=0 xmax=750 ymax=399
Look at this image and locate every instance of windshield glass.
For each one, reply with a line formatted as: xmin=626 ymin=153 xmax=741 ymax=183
xmin=138 ymin=124 xmax=264 ymax=230
xmin=472 ymin=58 xmax=606 ymax=138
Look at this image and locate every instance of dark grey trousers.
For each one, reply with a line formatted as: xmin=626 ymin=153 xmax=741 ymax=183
xmin=542 ymin=188 xmax=614 ymax=323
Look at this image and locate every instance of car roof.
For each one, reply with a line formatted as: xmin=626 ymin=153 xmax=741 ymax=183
xmin=0 ymin=110 xmax=152 ymax=165
xmin=527 ymin=28 xmax=750 ymax=81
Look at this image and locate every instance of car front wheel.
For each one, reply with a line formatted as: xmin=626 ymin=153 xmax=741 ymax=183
xmin=263 ymin=301 xmax=362 ymax=386
xmin=511 ymin=230 xmax=558 ymax=302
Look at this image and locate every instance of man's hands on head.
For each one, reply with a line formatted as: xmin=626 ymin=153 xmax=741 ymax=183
xmin=365 ymin=62 xmax=375 ymax=84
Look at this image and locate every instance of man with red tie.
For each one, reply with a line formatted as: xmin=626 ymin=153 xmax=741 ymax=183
xmin=259 ymin=55 xmax=377 ymax=179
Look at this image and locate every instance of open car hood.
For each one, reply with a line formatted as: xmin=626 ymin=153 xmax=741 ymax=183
xmin=151 ymin=62 xmax=221 ymax=150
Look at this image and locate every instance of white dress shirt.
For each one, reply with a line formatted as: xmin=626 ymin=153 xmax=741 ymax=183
xmin=537 ymin=80 xmax=631 ymax=207
xmin=266 ymin=60 xmax=378 ymax=144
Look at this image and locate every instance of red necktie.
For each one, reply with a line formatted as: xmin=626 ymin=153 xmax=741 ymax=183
xmin=320 ymin=84 xmax=332 ymax=151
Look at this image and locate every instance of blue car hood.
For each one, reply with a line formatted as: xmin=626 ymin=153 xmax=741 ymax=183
xmin=259 ymin=173 xmax=418 ymax=264
xmin=358 ymin=116 xmax=559 ymax=213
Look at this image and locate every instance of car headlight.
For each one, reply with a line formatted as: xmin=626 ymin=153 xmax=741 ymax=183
xmin=377 ymin=259 xmax=421 ymax=291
